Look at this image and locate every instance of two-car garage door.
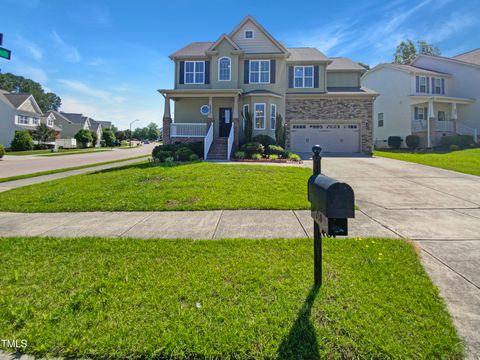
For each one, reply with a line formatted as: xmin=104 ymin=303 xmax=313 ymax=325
xmin=290 ymin=123 xmax=360 ymax=153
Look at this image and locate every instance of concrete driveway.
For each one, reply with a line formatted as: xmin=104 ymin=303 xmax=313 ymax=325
xmin=316 ymin=156 xmax=480 ymax=358
xmin=0 ymin=143 xmax=156 ymax=178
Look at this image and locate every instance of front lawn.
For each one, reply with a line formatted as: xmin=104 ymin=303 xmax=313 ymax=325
xmin=0 ymin=162 xmax=312 ymax=212
xmin=375 ymin=148 xmax=480 ymax=176
xmin=0 ymin=237 xmax=462 ymax=359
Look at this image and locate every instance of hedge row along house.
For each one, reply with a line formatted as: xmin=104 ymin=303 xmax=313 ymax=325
xmin=159 ymin=16 xmax=377 ymax=159
xmin=0 ymin=89 xmax=111 ymax=148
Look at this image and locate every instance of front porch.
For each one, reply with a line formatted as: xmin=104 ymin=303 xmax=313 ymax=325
xmin=409 ymin=95 xmax=477 ymax=147
xmin=159 ymin=89 xmax=242 ymax=160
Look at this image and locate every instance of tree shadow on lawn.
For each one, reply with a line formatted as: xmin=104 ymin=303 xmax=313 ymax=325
xmin=277 ymin=285 xmax=321 ymax=359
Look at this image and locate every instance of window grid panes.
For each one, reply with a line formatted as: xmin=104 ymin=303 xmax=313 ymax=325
xmin=219 ymin=58 xmax=231 ymax=81
xmin=378 ymin=113 xmax=384 ymax=127
xmin=17 ymin=115 xmax=29 ymax=125
xmin=250 ymin=60 xmax=270 ymax=84
xmin=254 ymin=103 xmax=265 ymax=129
xmin=294 ymin=66 xmax=314 ymax=88
xmin=270 ymin=104 xmax=276 ymax=130
xmin=419 ymin=76 xmax=427 ymax=93
xmin=185 ymin=61 xmax=205 ymax=84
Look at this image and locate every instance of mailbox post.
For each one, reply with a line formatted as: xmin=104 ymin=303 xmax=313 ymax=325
xmin=308 ymin=145 xmax=355 ymax=287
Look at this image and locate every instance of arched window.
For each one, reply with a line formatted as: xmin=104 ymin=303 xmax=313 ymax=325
xmin=218 ymin=57 xmax=231 ymax=81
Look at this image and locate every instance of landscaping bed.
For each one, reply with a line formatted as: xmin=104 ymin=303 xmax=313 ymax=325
xmin=0 ymin=162 xmax=312 ymax=212
xmin=0 ymin=236 xmax=462 ymax=359
xmin=374 ymin=148 xmax=480 ymax=176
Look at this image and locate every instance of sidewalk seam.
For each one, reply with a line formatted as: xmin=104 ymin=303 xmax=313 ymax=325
xmin=212 ymin=210 xmax=224 ymax=239
xmin=119 ymin=212 xmax=157 ymax=236
xmin=292 ymin=210 xmax=309 ymax=237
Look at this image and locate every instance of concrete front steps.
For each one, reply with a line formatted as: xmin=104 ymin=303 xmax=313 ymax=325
xmin=207 ymin=137 xmax=229 ymax=160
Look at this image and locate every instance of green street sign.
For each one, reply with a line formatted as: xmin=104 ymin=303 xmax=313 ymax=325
xmin=0 ymin=47 xmax=11 ymax=60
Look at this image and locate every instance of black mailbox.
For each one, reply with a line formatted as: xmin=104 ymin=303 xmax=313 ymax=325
xmin=308 ymin=172 xmax=355 ymax=236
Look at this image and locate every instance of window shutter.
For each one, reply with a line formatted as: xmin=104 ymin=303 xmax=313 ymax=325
xmin=415 ymin=76 xmax=419 ymax=92
xmin=314 ymin=66 xmax=319 ymax=88
xmin=205 ymin=61 xmax=210 ymax=84
xmin=244 ymin=60 xmax=249 ymax=84
xmin=424 ymin=108 xmax=428 ymax=119
xmin=270 ymin=60 xmax=276 ymax=83
xmin=414 ymin=107 xmax=418 ymax=119
xmin=441 ymin=78 xmax=445 ymax=94
xmin=179 ymin=61 xmax=185 ymax=84
xmin=288 ymin=66 xmax=294 ymax=88
xmin=426 ymin=77 xmax=430 ymax=93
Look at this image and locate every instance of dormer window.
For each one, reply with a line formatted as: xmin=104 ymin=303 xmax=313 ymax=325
xmin=244 ymin=30 xmax=254 ymax=39
xmin=47 ymin=117 xmax=54 ymax=127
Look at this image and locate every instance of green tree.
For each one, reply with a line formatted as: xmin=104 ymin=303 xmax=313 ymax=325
xmin=0 ymin=73 xmax=62 ymax=112
xmin=90 ymin=130 xmax=98 ymax=147
xmin=10 ymin=130 xmax=34 ymax=151
xmin=0 ymin=144 xmax=5 ymax=159
xmin=74 ymin=129 xmax=93 ymax=148
xmin=32 ymin=123 xmax=56 ymax=144
xmin=393 ymin=40 xmax=441 ymax=64
xmin=147 ymin=122 xmax=160 ymax=141
xmin=274 ymin=113 xmax=286 ymax=148
xmin=115 ymin=130 xmax=127 ymax=141
xmin=102 ymin=128 xmax=116 ymax=147
xmin=242 ymin=110 xmax=253 ymax=144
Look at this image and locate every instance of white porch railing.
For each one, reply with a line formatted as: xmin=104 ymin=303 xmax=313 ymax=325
xmin=411 ymin=119 xmax=427 ymax=132
xmin=436 ymin=120 xmax=454 ymax=132
xmin=227 ymin=124 xmax=234 ymax=160
xmin=171 ymin=123 xmax=207 ymax=137
xmin=458 ymin=123 xmax=479 ymax=142
xmin=203 ymin=123 xmax=213 ymax=160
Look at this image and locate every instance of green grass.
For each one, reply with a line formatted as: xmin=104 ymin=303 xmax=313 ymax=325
xmin=0 ymin=237 xmax=462 ymax=359
xmin=375 ymin=148 xmax=480 ymax=176
xmin=0 ymin=162 xmax=313 ymax=212
xmin=0 ymin=155 xmax=149 ymax=184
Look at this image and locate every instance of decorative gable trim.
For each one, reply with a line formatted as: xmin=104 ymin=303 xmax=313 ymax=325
xmin=18 ymin=95 xmax=43 ymax=115
xmin=207 ymin=34 xmax=241 ymax=52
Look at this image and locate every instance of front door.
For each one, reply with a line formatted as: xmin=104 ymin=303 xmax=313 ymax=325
xmin=219 ymin=108 xmax=232 ymax=137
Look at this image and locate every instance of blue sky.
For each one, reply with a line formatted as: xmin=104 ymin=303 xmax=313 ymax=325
xmin=1 ymin=0 xmax=479 ymax=129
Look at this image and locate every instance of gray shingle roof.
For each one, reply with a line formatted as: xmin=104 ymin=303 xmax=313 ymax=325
xmin=96 ymin=120 xmax=112 ymax=128
xmin=327 ymin=57 xmax=365 ymax=71
xmin=287 ymin=47 xmax=328 ymax=62
xmin=453 ymin=48 xmax=480 ymax=66
xmin=3 ymin=94 xmax=31 ymax=108
xmin=389 ymin=64 xmax=450 ymax=76
xmin=169 ymin=42 xmax=213 ymax=58
xmin=61 ymin=112 xmax=86 ymax=124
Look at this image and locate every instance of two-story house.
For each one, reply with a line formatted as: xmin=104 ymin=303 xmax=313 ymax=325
xmin=362 ymin=51 xmax=479 ymax=148
xmin=0 ymin=89 xmax=61 ymax=147
xmin=159 ymin=16 xmax=377 ymax=159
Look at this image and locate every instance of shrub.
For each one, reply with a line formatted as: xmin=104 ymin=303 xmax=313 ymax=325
xmin=289 ymin=153 xmax=301 ymax=161
xmin=175 ymin=147 xmax=194 ymax=161
xmin=32 ymin=123 xmax=55 ymax=143
xmin=235 ymin=151 xmax=246 ymax=160
xmin=242 ymin=110 xmax=253 ymax=143
xmin=10 ymin=130 xmax=34 ymax=151
xmin=189 ymin=154 xmax=199 ymax=161
xmin=102 ymin=128 xmax=116 ymax=147
xmin=449 ymin=144 xmax=460 ymax=151
xmin=0 ymin=144 xmax=4 ymax=159
xmin=269 ymin=154 xmax=279 ymax=160
xmin=275 ymin=114 xmax=286 ymax=148
xmin=252 ymin=134 xmax=276 ymax=148
xmin=405 ymin=135 xmax=420 ymax=149
xmin=120 ymin=140 xmax=129 ymax=147
xmin=388 ymin=136 xmax=403 ymax=149
xmin=440 ymin=135 xmax=474 ymax=149
xmin=74 ymin=129 xmax=93 ymax=148
xmin=241 ymin=142 xmax=264 ymax=156
xmin=153 ymin=150 xmax=174 ymax=162
xmin=164 ymin=157 xmax=175 ymax=166
xmin=251 ymin=153 xmax=262 ymax=160
xmin=267 ymin=145 xmax=284 ymax=155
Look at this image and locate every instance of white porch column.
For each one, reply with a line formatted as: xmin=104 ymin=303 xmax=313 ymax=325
xmin=232 ymin=94 xmax=239 ymax=149
xmin=207 ymin=96 xmax=213 ymax=121
xmin=451 ymin=102 xmax=458 ymax=133
xmin=427 ymin=98 xmax=434 ymax=148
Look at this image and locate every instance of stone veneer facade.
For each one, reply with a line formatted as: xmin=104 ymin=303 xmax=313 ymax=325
xmin=285 ymin=97 xmax=374 ymax=154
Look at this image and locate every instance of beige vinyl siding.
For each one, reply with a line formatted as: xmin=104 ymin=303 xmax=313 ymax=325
xmin=239 ymin=58 xmax=287 ymax=94
xmin=327 ymin=71 xmax=361 ymax=87
xmin=174 ymin=98 xmax=210 ymax=123
xmin=286 ymin=63 xmax=327 ymax=93
xmin=0 ymin=99 xmax=16 ymax=146
xmin=242 ymin=95 xmax=283 ymax=139
xmin=18 ymin=98 xmax=41 ymax=114
xmin=210 ymin=40 xmax=239 ymax=89
xmin=231 ymin=20 xmax=283 ymax=54
xmin=175 ymin=60 xmax=211 ymax=90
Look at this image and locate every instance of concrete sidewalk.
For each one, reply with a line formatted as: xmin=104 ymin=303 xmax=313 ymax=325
xmin=0 ymin=156 xmax=150 ymax=193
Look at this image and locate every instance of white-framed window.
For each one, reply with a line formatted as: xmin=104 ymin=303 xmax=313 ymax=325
xmin=438 ymin=111 xmax=446 ymax=121
xmin=270 ymin=104 xmax=277 ymax=130
xmin=185 ymin=61 xmax=205 ymax=84
xmin=378 ymin=113 xmax=384 ymax=127
xmin=16 ymin=115 xmax=29 ymax=125
xmin=294 ymin=66 xmax=314 ymax=88
xmin=244 ymin=30 xmax=254 ymax=39
xmin=218 ymin=57 xmax=231 ymax=81
xmin=242 ymin=104 xmax=250 ymax=130
xmin=433 ymin=78 xmax=443 ymax=94
xmin=254 ymin=103 xmax=266 ymax=129
xmin=47 ymin=117 xmax=54 ymax=126
xmin=415 ymin=107 xmax=427 ymax=120
xmin=32 ymin=117 xmax=40 ymax=125
xmin=249 ymin=60 xmax=270 ymax=84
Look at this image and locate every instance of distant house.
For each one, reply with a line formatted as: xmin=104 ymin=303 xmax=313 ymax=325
xmin=362 ymin=50 xmax=479 ymax=148
xmin=0 ymin=89 xmax=61 ymax=147
xmin=52 ymin=112 xmax=112 ymax=147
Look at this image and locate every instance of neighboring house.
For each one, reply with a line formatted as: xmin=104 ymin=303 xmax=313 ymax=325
xmin=55 ymin=112 xmax=110 ymax=147
xmin=0 ymin=89 xmax=61 ymax=147
xmin=159 ymin=16 xmax=377 ymax=159
xmin=362 ymin=50 xmax=479 ymax=148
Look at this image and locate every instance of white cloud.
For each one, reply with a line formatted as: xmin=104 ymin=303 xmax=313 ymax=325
xmin=51 ymin=30 xmax=81 ymax=62
xmin=14 ymin=35 xmax=43 ymax=61
xmin=60 ymin=96 xmax=97 ymax=115
xmin=57 ymin=79 xmax=128 ymax=105
xmin=88 ymin=57 xmax=107 ymax=66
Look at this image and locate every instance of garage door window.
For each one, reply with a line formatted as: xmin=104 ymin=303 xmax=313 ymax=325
xmin=254 ymin=103 xmax=266 ymax=129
